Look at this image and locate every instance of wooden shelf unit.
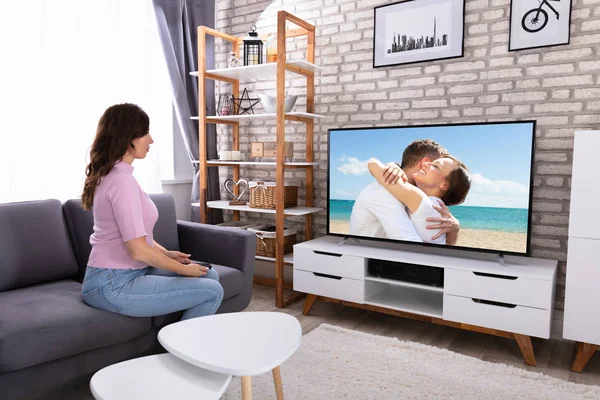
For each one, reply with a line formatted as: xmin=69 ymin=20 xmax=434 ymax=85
xmin=196 ymin=12 xmax=320 ymax=308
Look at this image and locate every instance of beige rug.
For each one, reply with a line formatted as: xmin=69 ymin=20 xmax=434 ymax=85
xmin=221 ymin=323 xmax=600 ymax=400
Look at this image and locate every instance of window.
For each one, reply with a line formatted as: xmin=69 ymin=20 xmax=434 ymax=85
xmin=0 ymin=0 xmax=174 ymax=203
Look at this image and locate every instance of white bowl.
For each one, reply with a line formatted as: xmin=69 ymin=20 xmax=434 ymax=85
xmin=257 ymin=94 xmax=298 ymax=113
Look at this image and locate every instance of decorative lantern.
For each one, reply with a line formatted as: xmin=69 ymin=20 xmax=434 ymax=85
xmin=243 ymin=25 xmax=264 ymax=66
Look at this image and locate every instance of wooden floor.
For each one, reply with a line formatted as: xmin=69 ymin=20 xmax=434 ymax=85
xmin=38 ymin=284 xmax=600 ymax=399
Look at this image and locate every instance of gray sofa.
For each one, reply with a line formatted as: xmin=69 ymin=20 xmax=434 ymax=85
xmin=0 ymin=194 xmax=255 ymax=400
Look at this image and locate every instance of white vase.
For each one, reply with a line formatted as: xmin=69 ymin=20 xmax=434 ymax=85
xmin=257 ymin=94 xmax=298 ymax=113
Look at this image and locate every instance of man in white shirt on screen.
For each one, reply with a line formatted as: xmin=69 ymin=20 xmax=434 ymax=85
xmin=349 ymin=139 xmax=460 ymax=245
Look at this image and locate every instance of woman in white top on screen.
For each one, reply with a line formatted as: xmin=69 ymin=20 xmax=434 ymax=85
xmin=367 ymin=155 xmax=471 ymax=244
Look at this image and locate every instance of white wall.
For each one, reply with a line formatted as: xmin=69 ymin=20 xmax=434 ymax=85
xmin=162 ymin=181 xmax=193 ymax=221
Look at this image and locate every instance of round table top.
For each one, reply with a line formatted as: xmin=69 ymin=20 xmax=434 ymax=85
xmin=158 ymin=312 xmax=302 ymax=376
xmin=90 ymin=353 xmax=231 ymax=400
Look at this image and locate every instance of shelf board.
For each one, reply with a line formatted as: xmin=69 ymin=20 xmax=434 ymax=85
xmin=364 ymin=284 xmax=443 ymax=318
xmin=364 ymin=275 xmax=444 ymax=293
xmin=206 ymin=160 xmax=320 ymax=167
xmin=190 ymin=60 xmax=323 ymax=81
xmin=194 ymin=200 xmax=323 ymax=216
xmin=192 ymin=112 xmax=326 ymax=123
xmin=256 ymin=254 xmax=294 ymax=264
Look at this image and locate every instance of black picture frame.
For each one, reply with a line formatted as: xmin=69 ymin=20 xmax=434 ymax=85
xmin=508 ymin=0 xmax=572 ymax=51
xmin=373 ymin=0 xmax=465 ymax=68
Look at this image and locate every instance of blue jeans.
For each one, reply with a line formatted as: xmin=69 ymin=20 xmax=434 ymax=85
xmin=81 ymin=266 xmax=224 ymax=320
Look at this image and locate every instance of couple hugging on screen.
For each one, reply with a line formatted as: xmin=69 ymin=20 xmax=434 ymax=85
xmin=349 ymin=139 xmax=472 ymax=246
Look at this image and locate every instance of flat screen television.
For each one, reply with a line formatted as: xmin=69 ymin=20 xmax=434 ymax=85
xmin=327 ymin=121 xmax=536 ymax=256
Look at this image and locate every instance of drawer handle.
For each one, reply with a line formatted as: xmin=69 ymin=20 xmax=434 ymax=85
xmin=473 ymin=272 xmax=517 ymax=280
xmin=472 ymin=298 xmax=517 ymax=308
xmin=313 ymin=250 xmax=343 ymax=257
xmin=313 ymin=272 xmax=343 ymax=280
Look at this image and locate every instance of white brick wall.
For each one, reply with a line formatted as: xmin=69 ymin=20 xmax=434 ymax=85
xmin=216 ymin=0 xmax=600 ymax=338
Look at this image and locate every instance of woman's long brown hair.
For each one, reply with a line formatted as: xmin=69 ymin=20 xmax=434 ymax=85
xmin=81 ymin=104 xmax=149 ymax=210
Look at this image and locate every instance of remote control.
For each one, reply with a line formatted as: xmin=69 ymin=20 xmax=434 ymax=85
xmin=193 ymin=261 xmax=212 ymax=269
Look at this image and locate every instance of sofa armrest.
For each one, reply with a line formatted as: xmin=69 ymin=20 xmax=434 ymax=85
xmin=177 ymin=220 xmax=256 ymax=281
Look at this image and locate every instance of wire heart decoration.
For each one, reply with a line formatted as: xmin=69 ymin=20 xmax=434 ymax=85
xmin=224 ymin=179 xmax=248 ymax=201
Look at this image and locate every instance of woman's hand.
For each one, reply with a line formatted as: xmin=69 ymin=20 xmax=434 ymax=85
xmin=382 ymin=162 xmax=408 ymax=185
xmin=166 ymin=251 xmax=192 ymax=264
xmin=178 ymin=263 xmax=209 ymax=277
xmin=426 ymin=200 xmax=460 ymax=241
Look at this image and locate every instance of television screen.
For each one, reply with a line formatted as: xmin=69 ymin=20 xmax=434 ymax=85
xmin=328 ymin=121 xmax=535 ymax=256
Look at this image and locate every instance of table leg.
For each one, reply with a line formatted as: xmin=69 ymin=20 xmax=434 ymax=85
xmin=241 ymin=376 xmax=252 ymax=400
xmin=272 ymin=365 xmax=284 ymax=400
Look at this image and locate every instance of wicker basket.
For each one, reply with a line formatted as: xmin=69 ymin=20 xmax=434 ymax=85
xmin=249 ymin=181 xmax=298 ymax=209
xmin=247 ymin=225 xmax=297 ymax=257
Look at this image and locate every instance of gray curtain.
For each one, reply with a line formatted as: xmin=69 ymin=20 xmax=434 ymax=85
xmin=152 ymin=0 xmax=223 ymax=224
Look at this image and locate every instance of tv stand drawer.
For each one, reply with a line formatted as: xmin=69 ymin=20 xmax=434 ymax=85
xmin=445 ymin=269 xmax=552 ymax=309
xmin=294 ymin=247 xmax=365 ymax=280
xmin=443 ymin=294 xmax=550 ymax=338
xmin=293 ymin=269 xmax=364 ymax=303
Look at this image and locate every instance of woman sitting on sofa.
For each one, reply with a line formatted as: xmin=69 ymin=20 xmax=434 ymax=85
xmin=80 ymin=103 xmax=224 ymax=320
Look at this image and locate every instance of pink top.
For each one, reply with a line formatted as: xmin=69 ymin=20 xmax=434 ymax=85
xmin=87 ymin=161 xmax=159 ymax=270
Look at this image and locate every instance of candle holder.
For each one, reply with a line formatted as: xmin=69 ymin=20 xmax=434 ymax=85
xmin=217 ymin=94 xmax=233 ymax=116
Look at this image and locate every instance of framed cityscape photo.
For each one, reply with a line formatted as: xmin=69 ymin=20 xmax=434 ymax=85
xmin=373 ymin=0 xmax=465 ymax=68
xmin=508 ymin=0 xmax=572 ymax=51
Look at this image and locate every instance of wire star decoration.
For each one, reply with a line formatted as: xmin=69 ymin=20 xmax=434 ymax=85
xmin=231 ymin=88 xmax=260 ymax=115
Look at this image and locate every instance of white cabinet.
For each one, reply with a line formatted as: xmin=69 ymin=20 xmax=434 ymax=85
xmin=563 ymin=131 xmax=600 ymax=372
xmin=293 ymin=269 xmax=364 ymax=303
xmin=294 ymin=235 xmax=558 ymax=366
xmin=563 ymin=238 xmax=600 ymax=344
xmin=568 ymin=131 xmax=600 ymax=240
xmin=293 ymin=247 xmax=365 ymax=280
xmin=444 ymin=269 xmax=553 ymax=310
xmin=443 ymin=294 xmax=551 ymax=338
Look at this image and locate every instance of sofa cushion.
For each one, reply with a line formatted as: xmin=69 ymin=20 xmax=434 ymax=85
xmin=63 ymin=194 xmax=180 ymax=280
xmin=212 ymin=264 xmax=243 ymax=301
xmin=0 ymin=199 xmax=78 ymax=292
xmin=151 ymin=264 xmax=243 ymax=328
xmin=148 ymin=194 xmax=180 ymax=253
xmin=63 ymin=199 xmax=95 ymax=280
xmin=0 ymin=280 xmax=151 ymax=373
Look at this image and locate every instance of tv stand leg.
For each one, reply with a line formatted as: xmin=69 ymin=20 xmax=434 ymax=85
xmin=514 ymin=333 xmax=536 ymax=366
xmin=572 ymin=342 xmax=597 ymax=372
xmin=303 ymin=294 xmax=318 ymax=315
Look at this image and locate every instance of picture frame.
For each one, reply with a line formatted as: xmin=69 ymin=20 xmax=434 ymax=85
xmin=373 ymin=0 xmax=465 ymax=68
xmin=508 ymin=0 xmax=572 ymax=51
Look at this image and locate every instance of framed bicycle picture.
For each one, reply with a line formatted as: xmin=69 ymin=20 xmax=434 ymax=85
xmin=373 ymin=0 xmax=465 ymax=68
xmin=508 ymin=0 xmax=572 ymax=51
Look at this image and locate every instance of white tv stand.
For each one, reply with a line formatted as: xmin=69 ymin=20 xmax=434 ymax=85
xmin=293 ymin=236 xmax=558 ymax=366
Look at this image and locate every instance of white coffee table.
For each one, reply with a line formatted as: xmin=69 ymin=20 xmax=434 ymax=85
xmin=158 ymin=312 xmax=302 ymax=400
xmin=90 ymin=353 xmax=231 ymax=400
